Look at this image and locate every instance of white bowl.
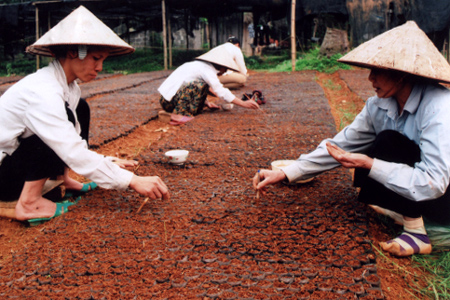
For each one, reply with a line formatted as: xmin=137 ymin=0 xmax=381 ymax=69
xmin=271 ymin=160 xmax=296 ymax=171
xmin=271 ymin=160 xmax=315 ymax=184
xmin=222 ymin=103 xmax=234 ymax=111
xmin=165 ymin=150 xmax=189 ymax=165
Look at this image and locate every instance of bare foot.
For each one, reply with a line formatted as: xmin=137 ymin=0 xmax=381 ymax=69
xmin=15 ymin=196 xmax=57 ymax=221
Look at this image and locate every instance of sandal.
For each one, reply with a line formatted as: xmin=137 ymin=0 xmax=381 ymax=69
xmin=64 ymin=182 xmax=97 ymax=199
xmin=27 ymin=201 xmax=76 ymax=226
xmin=380 ymin=231 xmax=432 ymax=256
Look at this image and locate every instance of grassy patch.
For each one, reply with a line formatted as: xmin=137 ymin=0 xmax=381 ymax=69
xmin=1 ymin=46 xmax=349 ymax=76
xmin=411 ymin=250 xmax=450 ymax=299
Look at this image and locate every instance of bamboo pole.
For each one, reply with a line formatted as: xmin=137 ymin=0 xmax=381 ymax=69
xmin=291 ymin=0 xmax=296 ymax=71
xmin=35 ymin=5 xmax=40 ymax=71
xmin=168 ymin=6 xmax=172 ymax=68
xmin=162 ymin=0 xmax=168 ymax=70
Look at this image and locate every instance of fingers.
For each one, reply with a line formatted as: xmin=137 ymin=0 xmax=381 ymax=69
xmin=252 ymin=172 xmax=260 ymax=189
xmin=113 ymin=158 xmax=139 ymax=168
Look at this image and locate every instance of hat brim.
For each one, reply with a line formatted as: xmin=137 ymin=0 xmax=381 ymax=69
xmin=195 ymin=46 xmax=240 ymax=73
xmin=26 ymin=6 xmax=134 ymax=57
xmin=338 ymin=21 xmax=450 ymax=84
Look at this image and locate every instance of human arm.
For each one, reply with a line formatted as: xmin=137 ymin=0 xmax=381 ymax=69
xmin=232 ymin=46 xmax=248 ymax=76
xmin=231 ymin=97 xmax=260 ymax=109
xmin=281 ymin=105 xmax=377 ymax=183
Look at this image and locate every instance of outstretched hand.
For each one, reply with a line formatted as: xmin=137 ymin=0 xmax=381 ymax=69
xmin=252 ymin=169 xmax=287 ymax=195
xmin=205 ymin=100 xmax=221 ymax=110
xmin=129 ymin=175 xmax=170 ymax=200
xmin=232 ymin=97 xmax=260 ymax=110
xmin=326 ymin=142 xmax=374 ymax=169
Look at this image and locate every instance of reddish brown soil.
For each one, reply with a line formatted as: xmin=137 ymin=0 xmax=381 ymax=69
xmin=0 ymin=70 xmax=428 ymax=299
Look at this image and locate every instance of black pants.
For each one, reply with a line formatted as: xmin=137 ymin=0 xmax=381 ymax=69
xmin=0 ymin=99 xmax=90 ymax=201
xmin=355 ymin=130 xmax=450 ymax=225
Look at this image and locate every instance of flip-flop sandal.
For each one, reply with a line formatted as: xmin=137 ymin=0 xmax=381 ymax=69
xmin=64 ymin=182 xmax=97 ymax=199
xmin=27 ymin=201 xmax=75 ymax=226
xmin=380 ymin=231 xmax=432 ymax=256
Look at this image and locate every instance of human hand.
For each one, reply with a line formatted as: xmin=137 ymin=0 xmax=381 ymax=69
xmin=111 ymin=157 xmax=139 ymax=168
xmin=232 ymin=97 xmax=260 ymax=110
xmin=326 ymin=142 xmax=373 ymax=169
xmin=252 ymin=169 xmax=287 ymax=194
xmin=129 ymin=175 xmax=170 ymax=200
xmin=205 ymin=100 xmax=221 ymax=110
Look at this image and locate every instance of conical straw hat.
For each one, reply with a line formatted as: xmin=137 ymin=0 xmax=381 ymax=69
xmin=338 ymin=21 xmax=450 ymax=84
xmin=196 ymin=46 xmax=240 ymax=72
xmin=26 ymin=6 xmax=134 ymax=57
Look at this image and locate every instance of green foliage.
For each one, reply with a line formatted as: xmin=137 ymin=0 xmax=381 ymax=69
xmin=245 ymin=51 xmax=290 ymax=70
xmin=0 ymin=58 xmax=37 ymax=76
xmin=412 ymin=251 xmax=450 ymax=299
xmin=0 ymin=46 xmax=351 ymax=76
xmin=102 ymin=48 xmax=164 ymax=73
xmin=267 ymin=47 xmax=351 ymax=73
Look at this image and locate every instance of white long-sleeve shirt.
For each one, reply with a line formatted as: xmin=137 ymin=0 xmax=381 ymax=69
xmin=282 ymin=83 xmax=450 ymax=202
xmin=220 ymin=42 xmax=247 ymax=76
xmin=158 ymin=60 xmax=236 ymax=103
xmin=0 ymin=60 xmax=133 ymax=190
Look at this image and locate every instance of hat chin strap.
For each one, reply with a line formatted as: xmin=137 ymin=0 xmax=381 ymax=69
xmin=78 ymin=45 xmax=87 ymax=60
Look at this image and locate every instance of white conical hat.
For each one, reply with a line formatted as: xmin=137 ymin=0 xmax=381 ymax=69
xmin=196 ymin=46 xmax=240 ymax=72
xmin=26 ymin=6 xmax=134 ymax=57
xmin=338 ymin=21 xmax=450 ymax=84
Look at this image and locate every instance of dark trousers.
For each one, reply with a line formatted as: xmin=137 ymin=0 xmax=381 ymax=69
xmin=0 ymin=99 xmax=90 ymax=201
xmin=355 ymin=130 xmax=450 ymax=225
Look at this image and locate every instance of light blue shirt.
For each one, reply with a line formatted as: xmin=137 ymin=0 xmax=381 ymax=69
xmin=282 ymin=83 xmax=450 ymax=202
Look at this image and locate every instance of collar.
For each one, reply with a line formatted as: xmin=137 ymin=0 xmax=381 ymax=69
xmin=373 ymin=84 xmax=424 ymax=118
xmin=50 ymin=60 xmax=81 ymax=108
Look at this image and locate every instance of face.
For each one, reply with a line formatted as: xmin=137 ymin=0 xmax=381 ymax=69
xmin=67 ymin=48 xmax=109 ymax=83
xmin=368 ymin=68 xmax=405 ymax=99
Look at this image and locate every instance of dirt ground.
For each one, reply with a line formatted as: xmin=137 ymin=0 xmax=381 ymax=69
xmin=0 ymin=69 xmax=430 ymax=299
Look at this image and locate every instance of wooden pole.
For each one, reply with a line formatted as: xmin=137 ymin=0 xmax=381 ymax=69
xmin=162 ymin=0 xmax=168 ymax=70
xmin=291 ymin=0 xmax=296 ymax=71
xmin=168 ymin=7 xmax=172 ymax=68
xmin=35 ymin=5 xmax=40 ymax=71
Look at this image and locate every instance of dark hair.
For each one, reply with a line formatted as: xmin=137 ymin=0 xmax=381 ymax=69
xmin=211 ymin=63 xmax=227 ymax=71
xmin=49 ymin=45 xmax=79 ymax=58
xmin=227 ymin=36 xmax=240 ymax=45
xmin=49 ymin=45 xmax=109 ymax=58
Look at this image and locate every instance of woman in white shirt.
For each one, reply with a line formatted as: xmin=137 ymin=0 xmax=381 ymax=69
xmin=158 ymin=46 xmax=259 ymax=125
xmin=0 ymin=6 xmax=169 ymax=225
xmin=218 ymin=36 xmax=248 ymax=89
